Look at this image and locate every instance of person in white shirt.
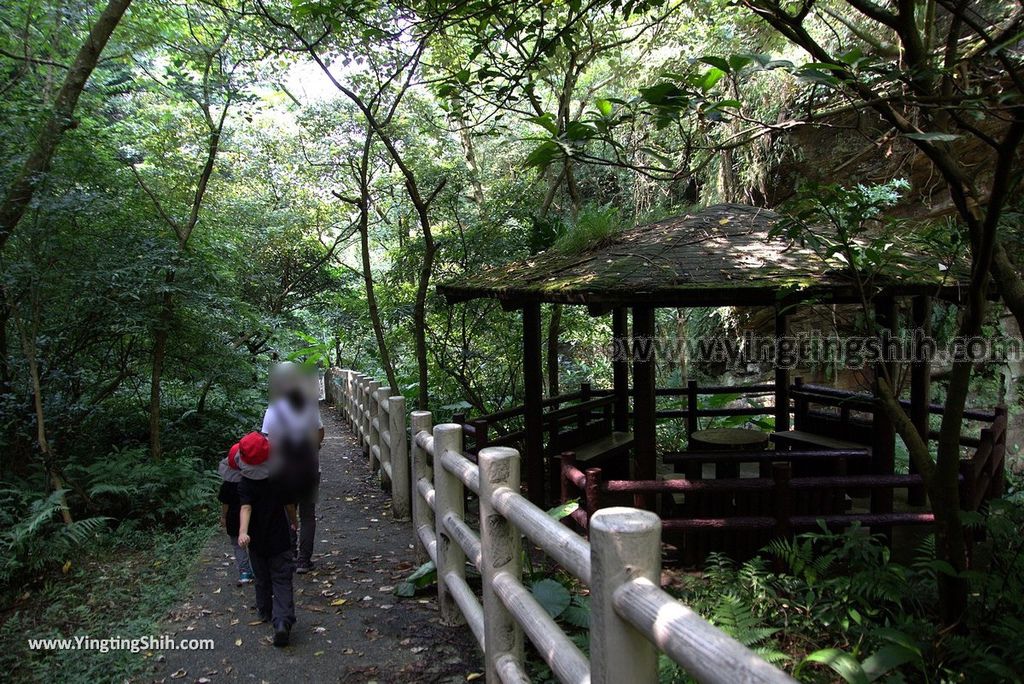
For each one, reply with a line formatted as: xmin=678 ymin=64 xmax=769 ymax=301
xmin=262 ymin=362 xmax=325 ymax=573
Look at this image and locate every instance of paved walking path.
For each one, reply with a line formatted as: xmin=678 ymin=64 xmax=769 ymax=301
xmin=150 ymin=407 xmax=481 ymax=683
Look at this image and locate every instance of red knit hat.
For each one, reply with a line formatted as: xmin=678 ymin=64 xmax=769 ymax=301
xmin=238 ymin=432 xmax=270 ymax=465
xmin=227 ymin=442 xmax=241 ymax=470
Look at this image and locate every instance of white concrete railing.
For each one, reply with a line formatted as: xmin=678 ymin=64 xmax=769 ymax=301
xmin=327 ymin=368 xmax=794 ymax=684
xmin=326 ymin=367 xmax=410 ymax=520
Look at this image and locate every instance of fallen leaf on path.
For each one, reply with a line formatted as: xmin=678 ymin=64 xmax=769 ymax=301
xmin=235 ymin=638 xmax=243 ymax=646
xmin=467 ymin=673 xmax=483 ymax=681
xmin=170 ymin=669 xmax=187 ymax=679
xmin=330 ymin=598 xmax=348 ymax=606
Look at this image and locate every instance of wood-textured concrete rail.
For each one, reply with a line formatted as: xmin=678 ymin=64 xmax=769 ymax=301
xmin=326 ymin=367 xmax=795 ymax=684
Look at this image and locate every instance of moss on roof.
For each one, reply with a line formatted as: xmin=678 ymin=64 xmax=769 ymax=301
xmin=438 ymin=204 xmax=966 ymax=307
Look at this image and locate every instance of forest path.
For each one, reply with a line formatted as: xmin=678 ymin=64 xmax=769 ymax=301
xmin=150 ymin=408 xmax=481 ymax=683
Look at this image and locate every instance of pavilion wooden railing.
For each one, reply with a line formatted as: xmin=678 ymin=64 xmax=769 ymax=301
xmin=452 ymin=383 xmax=595 ymax=455
xmin=327 ymin=368 xmax=794 ymax=684
xmin=561 ymin=406 xmax=1007 ymax=564
xmin=562 ymin=453 xmax=948 ymax=564
xmin=453 ymin=380 xmax=776 ymax=454
xmin=790 ymin=379 xmax=1003 ymax=450
xmin=788 ymin=379 xmax=1008 ymax=507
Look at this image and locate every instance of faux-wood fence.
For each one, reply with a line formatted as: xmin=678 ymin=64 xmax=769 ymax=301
xmin=325 ymin=368 xmax=794 ymax=684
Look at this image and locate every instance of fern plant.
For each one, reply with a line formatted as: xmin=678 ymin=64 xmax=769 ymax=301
xmin=0 ymin=488 xmax=110 ymax=583
xmin=709 ymin=594 xmax=788 ymax=664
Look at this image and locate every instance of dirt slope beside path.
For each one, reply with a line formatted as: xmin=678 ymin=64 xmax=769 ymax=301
xmin=149 ymin=407 xmax=481 ymax=683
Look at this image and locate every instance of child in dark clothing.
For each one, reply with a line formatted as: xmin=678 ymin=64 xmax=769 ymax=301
xmin=236 ymin=431 xmax=295 ymax=647
xmin=218 ymin=443 xmax=253 ymax=585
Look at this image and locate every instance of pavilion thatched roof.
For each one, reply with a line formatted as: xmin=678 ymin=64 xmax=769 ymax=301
xmin=438 ymin=204 xmax=968 ymax=308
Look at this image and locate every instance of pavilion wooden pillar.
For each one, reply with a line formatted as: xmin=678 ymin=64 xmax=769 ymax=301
xmin=908 ymin=295 xmax=932 ymax=506
xmin=631 ymin=305 xmax=657 ymax=507
xmin=872 ymin=295 xmax=898 ymax=538
xmin=522 ymin=302 xmax=546 ymax=505
xmin=612 ymin=308 xmax=630 ymax=432
xmin=774 ymin=304 xmax=791 ymax=432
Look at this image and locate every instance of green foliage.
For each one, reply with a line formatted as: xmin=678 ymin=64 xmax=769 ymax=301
xmin=531 ymin=578 xmax=572 ymax=618
xmin=552 ymin=205 xmax=622 ymax=254
xmin=0 ymin=488 xmax=110 ymax=583
xmin=0 ymin=521 xmax=214 ymax=682
xmin=796 ymin=630 xmax=925 ymax=684
xmin=394 ymin=560 xmax=438 ymax=597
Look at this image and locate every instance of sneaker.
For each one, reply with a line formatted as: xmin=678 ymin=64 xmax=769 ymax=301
xmin=296 ymin=561 xmax=312 ymax=574
xmin=256 ymin=611 xmax=271 ymax=623
xmin=237 ymin=572 xmax=254 ymax=585
xmin=273 ymin=621 xmax=291 ymax=647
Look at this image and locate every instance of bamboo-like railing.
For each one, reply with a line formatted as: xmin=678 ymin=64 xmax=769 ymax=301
xmin=326 ymin=368 xmax=794 ymax=684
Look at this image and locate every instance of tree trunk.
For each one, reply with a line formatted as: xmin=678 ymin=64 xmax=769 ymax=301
xmin=991 ymin=240 xmax=1024 ymax=332
xmin=458 ymin=124 xmax=485 ymax=207
xmin=0 ymin=0 xmax=133 ymax=250
xmin=149 ymin=273 xmax=174 ymax=460
xmin=360 ymin=219 xmax=397 ymax=392
xmin=18 ymin=315 xmax=72 ymax=523
xmin=413 ymin=211 xmax=436 ymax=410
xmin=546 ymin=304 xmax=562 ymax=396
xmin=351 ymin=130 xmax=398 ymax=392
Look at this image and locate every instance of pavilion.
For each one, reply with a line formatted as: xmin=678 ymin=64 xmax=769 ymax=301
xmin=437 ymin=203 xmax=974 ymax=509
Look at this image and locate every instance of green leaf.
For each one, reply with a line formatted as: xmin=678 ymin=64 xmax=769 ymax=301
xmin=639 ymin=82 xmax=681 ymax=106
xmin=862 ymin=645 xmax=919 ymax=681
xmin=546 ymin=500 xmax=579 ymax=520
xmin=565 ymin=121 xmax=597 ymax=141
xmin=698 ymin=67 xmax=726 ymax=91
xmin=728 ymin=54 xmax=753 ymax=72
xmin=524 ymin=141 xmax=561 ymax=169
xmin=797 ymin=649 xmax=869 ymax=684
xmin=407 ymin=560 xmax=437 ymax=586
xmin=531 ymin=578 xmax=571 ymax=618
xmin=699 ymin=56 xmax=731 ymax=72
xmin=527 ymin=113 xmax=559 ymax=135
xmin=562 ymin=596 xmax=590 ymax=628
xmin=595 ymin=98 xmax=613 ymax=117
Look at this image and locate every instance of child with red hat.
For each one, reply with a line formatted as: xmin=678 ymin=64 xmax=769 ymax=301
xmin=218 ymin=443 xmax=254 ymax=585
xmin=236 ymin=431 xmax=296 ymax=647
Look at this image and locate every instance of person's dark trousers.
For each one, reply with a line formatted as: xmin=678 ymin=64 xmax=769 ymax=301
xmin=297 ymin=475 xmax=319 ymax=565
xmin=250 ymin=549 xmax=296 ymax=626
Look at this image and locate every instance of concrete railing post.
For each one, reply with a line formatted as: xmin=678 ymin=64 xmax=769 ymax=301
xmin=410 ymin=410 xmax=433 ymax=561
xmin=377 ymin=388 xmax=392 ymax=486
xmin=478 ymin=446 xmax=525 ymax=681
xmin=368 ymin=381 xmax=382 ymax=471
xmin=590 ymin=507 xmax=661 ymax=684
xmin=390 ymin=395 xmax=409 ymax=520
xmin=363 ymin=376 xmax=372 ymax=448
xmin=355 ymin=374 xmax=366 ymax=443
xmin=344 ymin=370 xmax=353 ymax=426
xmin=433 ymin=423 xmax=466 ymax=626
xmin=359 ymin=374 xmax=369 ymax=445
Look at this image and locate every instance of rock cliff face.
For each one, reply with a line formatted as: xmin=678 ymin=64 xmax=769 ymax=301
xmin=762 ymin=105 xmax=1017 ymax=220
